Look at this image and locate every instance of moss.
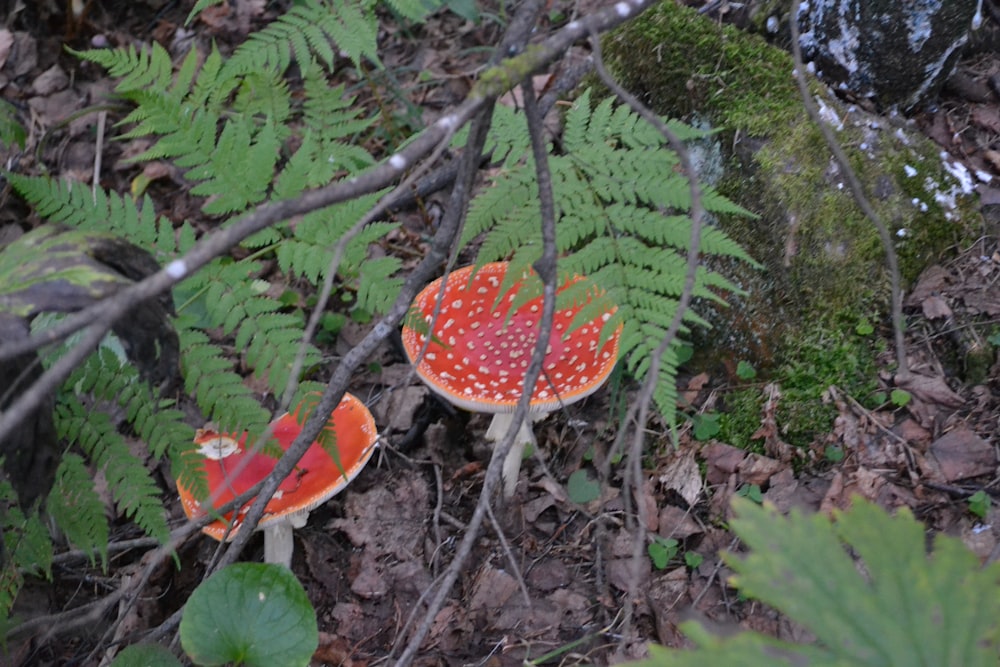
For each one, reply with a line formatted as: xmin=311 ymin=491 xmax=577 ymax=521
xmin=602 ymin=0 xmax=979 ymax=338
xmin=603 ymin=3 xmax=799 ymax=136
xmin=718 ymin=386 xmax=766 ymax=453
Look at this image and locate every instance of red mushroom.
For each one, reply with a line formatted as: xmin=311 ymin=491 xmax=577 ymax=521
xmin=177 ymin=393 xmax=378 ymax=566
xmin=401 ymin=262 xmax=621 ymax=497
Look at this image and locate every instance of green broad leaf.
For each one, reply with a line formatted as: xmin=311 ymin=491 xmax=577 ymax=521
xmin=725 ymin=498 xmax=1000 ymax=667
xmin=735 ymin=360 xmax=756 ymax=381
xmin=889 ymin=389 xmax=911 ymax=407
xmin=968 ymin=490 xmax=990 ymax=519
xmin=180 ymin=563 xmax=318 ymax=667
xmin=566 ymin=469 xmax=601 ymax=504
xmin=691 ymin=412 xmax=720 ymax=441
xmin=110 ymin=643 xmax=183 ymax=667
xmin=683 ymin=551 xmax=703 ymax=569
xmin=648 ymin=537 xmax=678 ymax=569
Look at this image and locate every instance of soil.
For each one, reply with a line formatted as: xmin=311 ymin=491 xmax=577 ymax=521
xmin=4 ymin=1 xmax=1000 ymax=665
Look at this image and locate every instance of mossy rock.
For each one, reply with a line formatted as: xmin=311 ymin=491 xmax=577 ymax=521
xmin=601 ymin=2 xmax=981 ymax=373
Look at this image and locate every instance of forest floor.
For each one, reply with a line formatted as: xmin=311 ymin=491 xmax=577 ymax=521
xmin=4 ymin=0 xmax=1000 ymax=665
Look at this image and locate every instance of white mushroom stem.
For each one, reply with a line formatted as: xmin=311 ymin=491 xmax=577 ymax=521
xmin=262 ymin=511 xmax=308 ymax=567
xmin=486 ymin=412 xmax=547 ymax=498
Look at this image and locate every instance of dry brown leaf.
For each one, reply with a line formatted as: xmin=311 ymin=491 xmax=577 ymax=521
xmin=657 ymin=446 xmax=703 ymax=506
xmin=929 ymin=427 xmax=996 ymax=482
xmin=896 ymin=372 xmax=964 ymax=408
xmin=703 ymin=441 xmax=746 ymax=485
xmin=907 ymin=264 xmax=951 ymax=305
xmin=921 ymin=294 xmax=953 ymax=319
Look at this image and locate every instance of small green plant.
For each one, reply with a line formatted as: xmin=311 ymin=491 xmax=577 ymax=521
xmin=566 ymin=469 xmax=601 ymax=504
xmin=824 ymin=444 xmax=845 ymax=463
xmin=628 ymin=497 xmax=1000 ymax=666
xmin=648 ymin=536 xmax=679 ymax=569
xmin=968 ymin=490 xmax=990 ymax=519
xmin=683 ymin=551 xmax=703 ymax=569
xmin=889 ymin=388 xmax=911 ymax=407
xmin=110 ymin=563 xmax=316 ymax=667
xmin=736 ymin=483 xmax=763 ymax=504
xmin=735 ymin=360 xmax=756 ymax=381
xmin=691 ymin=412 xmax=721 ymax=441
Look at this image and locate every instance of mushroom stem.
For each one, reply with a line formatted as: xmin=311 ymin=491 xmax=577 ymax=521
xmin=486 ymin=413 xmax=542 ymax=498
xmin=263 ymin=512 xmax=308 ymax=567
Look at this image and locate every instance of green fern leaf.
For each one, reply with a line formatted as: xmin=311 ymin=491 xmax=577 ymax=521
xmin=56 ymin=395 xmax=169 ymax=544
xmin=186 ymin=117 xmax=281 ymax=214
xmin=176 ymin=319 xmax=271 ymax=434
xmin=48 ymin=453 xmax=110 ymax=568
xmin=72 ymin=42 xmax=173 ymax=93
xmin=226 ymin=0 xmax=379 ymax=76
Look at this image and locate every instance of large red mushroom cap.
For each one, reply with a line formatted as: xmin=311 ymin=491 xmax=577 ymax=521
xmin=400 ymin=261 xmax=621 ymax=414
xmin=177 ymin=393 xmax=378 ymax=542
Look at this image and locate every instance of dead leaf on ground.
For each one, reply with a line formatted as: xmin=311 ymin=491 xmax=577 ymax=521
xmin=920 ymin=294 xmax=953 ymax=319
xmin=329 ymin=472 xmax=429 ymax=560
xmin=906 ymin=264 xmax=951 ymax=304
xmin=702 ymin=441 xmax=747 ymax=485
xmin=929 ymin=427 xmax=996 ymax=482
xmin=657 ymin=445 xmax=703 ymax=507
xmin=895 ymin=372 xmax=965 ymax=408
xmin=658 ymin=505 xmax=703 ymax=540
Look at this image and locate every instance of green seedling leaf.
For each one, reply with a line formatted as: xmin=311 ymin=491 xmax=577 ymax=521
xmin=988 ymin=331 xmax=1000 ymax=347
xmin=889 ymin=389 xmax=910 ymax=407
xmin=968 ymin=490 xmax=990 ymax=519
xmin=566 ymin=469 xmax=601 ymax=504
xmin=648 ymin=537 xmax=679 ymax=569
xmin=692 ymin=412 xmax=721 ymax=441
xmin=736 ymin=484 xmax=762 ymax=504
xmin=824 ymin=445 xmax=844 ymax=463
xmin=110 ymin=644 xmax=183 ymax=667
xmin=180 ymin=563 xmax=317 ymax=667
xmin=855 ymin=317 xmax=874 ymax=336
xmin=735 ymin=360 xmax=756 ymax=381
xmin=684 ymin=551 xmax=704 ymax=569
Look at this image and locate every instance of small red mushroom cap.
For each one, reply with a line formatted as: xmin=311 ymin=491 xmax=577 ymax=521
xmin=177 ymin=393 xmax=378 ymax=541
xmin=400 ymin=262 xmax=621 ymax=413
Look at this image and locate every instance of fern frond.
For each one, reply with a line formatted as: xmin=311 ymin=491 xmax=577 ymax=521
xmin=225 ymin=0 xmax=379 ymax=76
xmin=72 ymin=42 xmax=173 ymax=93
xmin=185 ymin=117 xmax=281 ymax=214
xmin=176 ymin=318 xmax=271 ymax=434
xmin=0 ymin=482 xmax=52 ymax=618
xmin=48 ymin=453 xmax=109 ymax=568
xmin=275 ymin=195 xmax=402 ymax=317
xmin=6 ymin=174 xmax=191 ymax=259
xmin=56 ymin=392 xmax=169 ymax=544
xmin=467 ymin=89 xmax=757 ymax=422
